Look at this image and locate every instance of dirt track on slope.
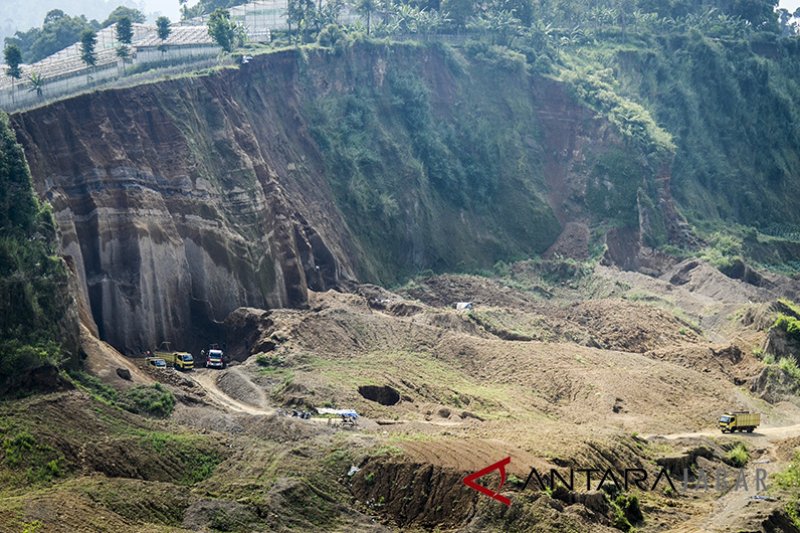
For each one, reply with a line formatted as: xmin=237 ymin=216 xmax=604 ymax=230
xmin=657 ymin=423 xmax=800 ymax=442
xmin=188 ymin=368 xmax=274 ymax=416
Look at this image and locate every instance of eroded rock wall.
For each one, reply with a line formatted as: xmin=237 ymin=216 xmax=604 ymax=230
xmin=12 ymin=45 xmax=682 ymax=354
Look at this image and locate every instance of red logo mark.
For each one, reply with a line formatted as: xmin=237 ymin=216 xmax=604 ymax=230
xmin=463 ymin=457 xmax=512 ymax=507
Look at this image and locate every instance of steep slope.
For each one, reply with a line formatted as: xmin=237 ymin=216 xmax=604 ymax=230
xmin=11 ymin=42 xmax=680 ymax=354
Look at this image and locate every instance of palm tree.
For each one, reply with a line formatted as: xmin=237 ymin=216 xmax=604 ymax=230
xmin=356 ymin=0 xmax=378 ymax=35
xmin=28 ymin=72 xmax=44 ymax=98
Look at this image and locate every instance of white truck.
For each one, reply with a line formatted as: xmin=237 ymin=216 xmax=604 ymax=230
xmin=205 ymin=347 xmax=226 ymax=369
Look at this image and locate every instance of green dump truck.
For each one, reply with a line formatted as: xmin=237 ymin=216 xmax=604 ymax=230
xmin=719 ymin=412 xmax=760 ymax=433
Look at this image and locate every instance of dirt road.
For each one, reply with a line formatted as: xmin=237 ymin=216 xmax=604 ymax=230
xmin=656 ymin=423 xmax=800 ymax=442
xmin=189 ymin=368 xmax=275 ymax=416
xmin=654 ymin=422 xmax=800 ymax=532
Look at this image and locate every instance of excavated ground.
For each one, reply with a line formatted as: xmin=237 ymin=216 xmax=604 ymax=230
xmin=3 ymin=259 xmax=800 ymax=532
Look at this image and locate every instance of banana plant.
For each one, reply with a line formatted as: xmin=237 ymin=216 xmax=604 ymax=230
xmin=28 ymin=72 xmax=45 ymax=98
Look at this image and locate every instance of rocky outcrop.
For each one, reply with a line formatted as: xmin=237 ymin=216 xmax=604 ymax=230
xmin=751 ymin=366 xmax=800 ymax=403
xmin=11 ymin=44 xmax=686 ymax=354
xmin=13 ymin=58 xmax=356 ymax=354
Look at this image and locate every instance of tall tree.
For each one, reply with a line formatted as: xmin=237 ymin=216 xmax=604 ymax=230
xmin=6 ymin=10 xmax=99 ymax=64
xmin=80 ymin=29 xmax=97 ymax=80
xmin=115 ymin=16 xmax=133 ymax=63
xmin=182 ymin=0 xmax=242 ymax=19
xmin=207 ymin=8 xmax=237 ymax=52
xmin=298 ymin=0 xmax=318 ymax=41
xmin=103 ymin=6 xmax=146 ymax=27
xmin=442 ymin=0 xmax=476 ymax=30
xmin=287 ymin=0 xmax=303 ymax=40
xmin=3 ymin=44 xmax=22 ymax=104
xmin=729 ymin=0 xmax=779 ymax=31
xmin=356 ymin=0 xmax=379 ymax=35
xmin=156 ymin=16 xmax=172 ymax=56
xmin=318 ymin=0 xmax=344 ymax=28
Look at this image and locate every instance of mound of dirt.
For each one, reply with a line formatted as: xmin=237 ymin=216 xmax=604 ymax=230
xmin=663 ymin=259 xmax=771 ymax=304
xmin=464 ymin=490 xmax=621 ymax=533
xmin=9 ymin=364 xmax=74 ymax=396
xmin=239 ymin=413 xmax=329 ymax=443
xmin=553 ymin=299 xmax=702 ymax=353
xmin=544 ymin=222 xmax=591 ymax=260
xmin=182 ymin=499 xmax=260 ymax=531
xmin=216 ymin=368 xmax=268 ymax=409
xmin=224 ymin=307 xmax=274 ymax=361
xmin=82 ymin=433 xmax=224 ymax=483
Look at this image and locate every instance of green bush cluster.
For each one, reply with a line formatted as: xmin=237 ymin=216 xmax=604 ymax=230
xmin=778 ymin=357 xmax=800 ymax=382
xmin=606 ymin=491 xmax=642 ymax=531
xmin=697 ymin=233 xmax=743 ymax=270
xmin=139 ymin=431 xmax=222 ymax=485
xmin=773 ymin=314 xmax=800 ymax=344
xmin=464 ymin=41 xmax=528 ymax=73
xmin=726 ymin=442 xmax=750 ymax=467
xmin=775 ymin=451 xmax=800 ymax=527
xmin=778 ymin=298 xmax=800 ymax=317
xmin=256 ymin=353 xmax=287 ymax=367
xmin=560 ymin=66 xmax=675 ymax=158
xmin=118 ymin=384 xmax=176 ymax=418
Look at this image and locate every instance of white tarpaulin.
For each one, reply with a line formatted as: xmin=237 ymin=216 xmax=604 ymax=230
xmin=317 ymin=408 xmax=359 ymax=418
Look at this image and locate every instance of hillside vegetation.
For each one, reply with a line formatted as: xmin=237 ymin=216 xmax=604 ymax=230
xmin=0 ymin=112 xmax=77 ymax=395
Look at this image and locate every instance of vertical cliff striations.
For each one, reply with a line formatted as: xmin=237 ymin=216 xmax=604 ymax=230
xmin=12 ymin=43 xmax=681 ymax=353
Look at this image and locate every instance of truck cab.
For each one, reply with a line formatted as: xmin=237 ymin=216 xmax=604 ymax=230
xmin=172 ymin=352 xmax=194 ymax=371
xmin=206 ymin=349 xmax=225 ymax=369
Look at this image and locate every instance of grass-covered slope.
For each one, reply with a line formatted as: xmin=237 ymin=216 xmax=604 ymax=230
xmin=594 ymin=35 xmax=800 ymax=230
xmin=541 ymin=30 xmax=800 ymax=270
xmin=305 ymin=43 xmax=561 ymax=280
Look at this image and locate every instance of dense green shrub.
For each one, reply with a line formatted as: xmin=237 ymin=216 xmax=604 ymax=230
xmin=773 ymin=314 xmax=800 ymax=344
xmin=726 ymin=442 xmax=749 ymax=467
xmin=118 ymin=384 xmax=176 ymax=418
xmin=778 ymin=357 xmax=800 ymax=382
xmin=305 ymin=44 xmax=560 ymax=282
xmin=256 ymin=353 xmax=286 ymax=367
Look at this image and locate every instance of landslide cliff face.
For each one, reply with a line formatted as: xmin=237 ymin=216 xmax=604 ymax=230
xmin=11 ymin=43 xmax=679 ymax=354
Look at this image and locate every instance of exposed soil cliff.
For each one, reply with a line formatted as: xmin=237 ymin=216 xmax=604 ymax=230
xmin=12 ymin=43 xmax=683 ymax=353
